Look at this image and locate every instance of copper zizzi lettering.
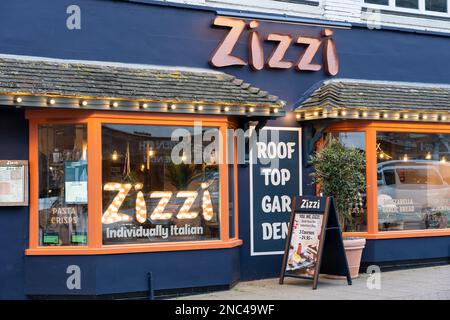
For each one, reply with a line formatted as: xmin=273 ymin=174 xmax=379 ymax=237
xmin=210 ymin=17 xmax=339 ymax=76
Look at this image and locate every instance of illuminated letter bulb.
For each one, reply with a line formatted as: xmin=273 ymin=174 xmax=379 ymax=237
xmin=176 ymin=191 xmax=199 ymax=220
xmin=102 ymin=183 xmax=133 ymax=224
xmin=135 ymin=191 xmax=147 ymax=223
xmin=150 ymin=192 xmax=173 ymax=220
xmin=201 ymin=184 xmax=214 ymax=221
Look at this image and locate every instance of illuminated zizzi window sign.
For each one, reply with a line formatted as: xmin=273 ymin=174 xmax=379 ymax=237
xmin=102 ymin=183 xmax=214 ymax=223
xmin=101 ymin=124 xmax=221 ymax=245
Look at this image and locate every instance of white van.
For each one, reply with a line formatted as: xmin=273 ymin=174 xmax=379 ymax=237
xmin=377 ymin=160 xmax=450 ymax=229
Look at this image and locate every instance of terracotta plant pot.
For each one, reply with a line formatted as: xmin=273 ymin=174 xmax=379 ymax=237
xmin=343 ymin=237 xmax=366 ymax=279
xmin=323 ymin=237 xmax=366 ymax=279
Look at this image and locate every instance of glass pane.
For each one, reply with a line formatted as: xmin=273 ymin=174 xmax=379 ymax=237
xmin=426 ymin=0 xmax=447 ymax=12
xmin=330 ymin=132 xmax=367 ymax=232
xmin=228 ymin=163 xmax=235 ymax=239
xmin=377 ymin=132 xmax=450 ymax=231
xmin=396 ymin=0 xmax=419 ymax=9
xmin=38 ymin=124 xmax=88 ymax=246
xmin=365 ymin=0 xmax=389 ymax=5
xmin=102 ymin=124 xmax=220 ymax=244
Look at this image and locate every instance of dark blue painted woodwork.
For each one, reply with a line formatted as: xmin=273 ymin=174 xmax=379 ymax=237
xmin=0 ymin=108 xmax=29 ymax=299
xmin=25 ymin=248 xmax=240 ymax=296
xmin=0 ymin=0 xmax=449 ymax=298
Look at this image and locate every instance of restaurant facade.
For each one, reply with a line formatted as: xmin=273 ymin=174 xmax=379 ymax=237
xmin=0 ymin=0 xmax=449 ymax=299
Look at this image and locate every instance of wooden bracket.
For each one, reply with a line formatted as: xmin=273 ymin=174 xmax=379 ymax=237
xmin=238 ymin=117 xmax=270 ymax=167
xmin=302 ymin=120 xmax=336 ymax=167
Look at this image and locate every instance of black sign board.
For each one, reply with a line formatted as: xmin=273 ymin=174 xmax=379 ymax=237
xmin=279 ymin=196 xmax=352 ymax=289
xmin=250 ymin=127 xmax=301 ymax=256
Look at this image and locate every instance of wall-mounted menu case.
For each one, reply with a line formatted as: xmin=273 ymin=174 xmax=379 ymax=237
xmin=0 ymin=160 xmax=28 ymax=206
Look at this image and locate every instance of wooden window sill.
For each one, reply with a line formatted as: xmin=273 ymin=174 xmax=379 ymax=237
xmin=26 ymin=239 xmax=243 ymax=256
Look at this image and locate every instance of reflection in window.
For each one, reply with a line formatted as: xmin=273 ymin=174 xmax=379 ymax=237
xmin=426 ymin=0 xmax=447 ymax=12
xmin=377 ymin=132 xmax=450 ymax=231
xmin=330 ymin=132 xmax=367 ymax=232
xmin=396 ymin=0 xmax=418 ymax=9
xmin=365 ymin=0 xmax=389 ymax=4
xmin=383 ymin=169 xmax=396 ymax=186
xmin=101 ymin=124 xmax=220 ymax=245
xmin=365 ymin=0 xmax=448 ymax=13
xmin=38 ymin=124 xmax=88 ymax=246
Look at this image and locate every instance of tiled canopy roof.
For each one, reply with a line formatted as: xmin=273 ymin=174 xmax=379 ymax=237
xmin=297 ymin=79 xmax=450 ymax=112
xmin=295 ymin=79 xmax=450 ymax=122
xmin=0 ymin=55 xmax=285 ymax=116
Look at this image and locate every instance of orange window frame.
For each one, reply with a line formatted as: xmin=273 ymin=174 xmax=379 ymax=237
xmin=26 ymin=109 xmax=242 ymax=255
xmin=326 ymin=121 xmax=450 ymax=240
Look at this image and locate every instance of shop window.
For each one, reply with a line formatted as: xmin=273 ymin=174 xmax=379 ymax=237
xmin=101 ymin=124 xmax=220 ymax=245
xmin=272 ymin=0 xmax=319 ymax=3
xmin=38 ymin=124 xmax=88 ymax=246
xmin=425 ymin=0 xmax=447 ymax=13
xmin=28 ymin=111 xmax=241 ymax=255
xmin=228 ymin=163 xmax=235 ymax=239
xmin=364 ymin=0 xmax=449 ymax=14
xmin=329 ymin=132 xmax=367 ymax=232
xmin=377 ymin=132 xmax=450 ymax=231
xmin=396 ymin=0 xmax=418 ymax=9
xmin=365 ymin=0 xmax=389 ymax=5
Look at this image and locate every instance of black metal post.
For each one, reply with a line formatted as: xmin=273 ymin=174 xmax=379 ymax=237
xmin=148 ymin=272 xmax=155 ymax=300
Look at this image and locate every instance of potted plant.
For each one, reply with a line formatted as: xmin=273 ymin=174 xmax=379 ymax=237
xmin=310 ymin=137 xmax=366 ymax=278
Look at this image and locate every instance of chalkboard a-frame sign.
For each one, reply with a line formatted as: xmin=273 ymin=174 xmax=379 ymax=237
xmin=279 ymin=196 xmax=352 ymax=290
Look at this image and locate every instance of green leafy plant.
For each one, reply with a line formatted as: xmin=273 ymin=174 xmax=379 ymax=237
xmin=310 ymin=137 xmax=366 ymax=232
xmin=165 ymin=163 xmax=202 ymax=190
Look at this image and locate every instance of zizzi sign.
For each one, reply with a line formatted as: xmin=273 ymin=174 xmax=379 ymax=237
xmin=102 ymin=182 xmax=214 ymax=224
xmin=210 ymin=17 xmax=339 ymax=76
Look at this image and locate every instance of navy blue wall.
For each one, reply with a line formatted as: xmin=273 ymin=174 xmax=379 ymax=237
xmin=0 ymin=108 xmax=28 ymax=299
xmin=1 ymin=0 xmax=450 ymax=107
xmin=25 ymin=248 xmax=240 ymax=296
xmin=363 ymin=237 xmax=450 ymax=265
xmin=0 ymin=0 xmax=450 ymax=296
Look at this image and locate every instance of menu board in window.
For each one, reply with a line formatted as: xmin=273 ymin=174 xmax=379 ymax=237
xmin=64 ymin=160 xmax=88 ymax=204
xmin=0 ymin=160 xmax=28 ymax=206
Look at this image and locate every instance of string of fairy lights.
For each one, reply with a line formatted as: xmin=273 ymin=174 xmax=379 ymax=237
xmin=295 ymin=109 xmax=449 ymax=122
xmin=10 ymin=96 xmax=282 ymax=115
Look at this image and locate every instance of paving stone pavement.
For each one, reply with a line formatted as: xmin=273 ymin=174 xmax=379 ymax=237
xmin=174 ymin=265 xmax=450 ymax=300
